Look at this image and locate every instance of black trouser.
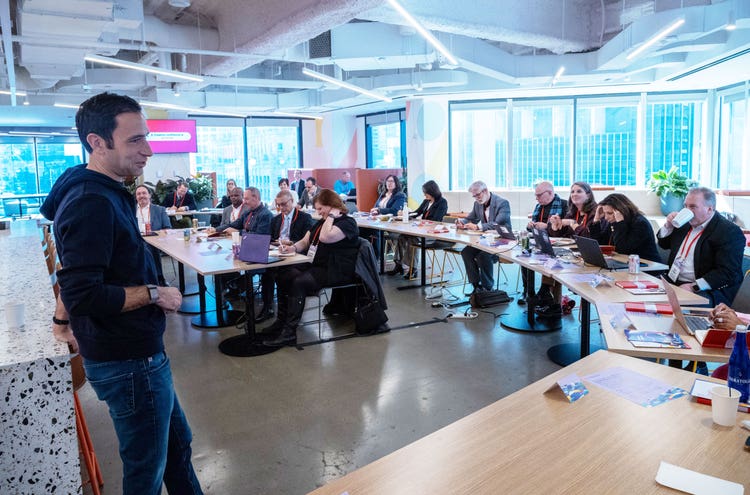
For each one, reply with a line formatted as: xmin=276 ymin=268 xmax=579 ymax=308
xmin=260 ymin=270 xmax=275 ymax=308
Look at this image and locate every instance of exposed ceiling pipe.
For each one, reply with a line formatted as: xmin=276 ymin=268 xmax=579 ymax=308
xmin=0 ymin=0 xmax=17 ymax=104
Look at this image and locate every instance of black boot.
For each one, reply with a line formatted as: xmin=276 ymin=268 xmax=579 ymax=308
xmin=536 ymin=284 xmax=554 ymax=306
xmin=254 ymin=305 xmax=274 ymax=323
xmin=260 ymin=293 xmax=287 ymax=334
xmin=263 ymin=296 xmax=305 ymax=346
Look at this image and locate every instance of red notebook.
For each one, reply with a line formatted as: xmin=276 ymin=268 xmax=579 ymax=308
xmin=624 ymin=302 xmax=673 ymax=314
xmin=616 ymin=281 xmax=659 ymax=289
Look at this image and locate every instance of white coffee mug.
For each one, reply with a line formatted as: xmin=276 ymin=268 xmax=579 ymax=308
xmin=671 ymin=208 xmax=694 ymax=228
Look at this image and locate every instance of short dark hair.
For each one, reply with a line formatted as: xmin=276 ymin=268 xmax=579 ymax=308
xmin=134 ymin=184 xmax=151 ymax=196
xmin=598 ymin=193 xmax=641 ymax=223
xmin=384 ymin=174 xmax=402 ymax=194
xmin=422 ymin=180 xmax=442 ymax=200
xmin=278 ymin=178 xmax=289 ymax=187
xmin=306 ymin=177 xmax=317 ymax=185
xmin=76 ymin=92 xmax=142 ymax=153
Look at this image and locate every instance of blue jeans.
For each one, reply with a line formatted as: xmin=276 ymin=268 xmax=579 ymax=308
xmin=84 ymin=352 xmax=203 ymax=495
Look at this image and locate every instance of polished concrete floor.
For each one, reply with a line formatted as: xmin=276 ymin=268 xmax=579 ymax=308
xmin=79 ymin=260 xmax=604 ymax=494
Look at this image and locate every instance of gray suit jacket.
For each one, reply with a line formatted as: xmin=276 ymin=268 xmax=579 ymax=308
xmin=462 ymin=193 xmax=512 ymax=232
xmin=221 ymin=205 xmax=247 ymax=228
xmin=148 ymin=204 xmax=171 ymax=230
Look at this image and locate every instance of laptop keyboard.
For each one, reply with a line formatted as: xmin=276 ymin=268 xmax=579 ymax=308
xmin=685 ymin=315 xmax=710 ymax=332
xmin=553 ymin=248 xmax=573 ymax=256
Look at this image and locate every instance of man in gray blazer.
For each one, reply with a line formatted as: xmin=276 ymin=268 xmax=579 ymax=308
xmin=456 ymin=180 xmax=512 ymax=294
xmin=135 ymin=184 xmax=172 ymax=285
xmin=219 ymin=186 xmax=246 ymax=228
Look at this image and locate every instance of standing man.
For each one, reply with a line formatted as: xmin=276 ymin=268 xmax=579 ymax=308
xmin=658 ymin=187 xmax=745 ymax=307
xmin=40 ymin=92 xmax=203 ymax=495
xmin=290 ymin=169 xmax=305 ymax=196
xmin=256 ymin=189 xmax=314 ymax=323
xmin=213 ymin=186 xmax=272 ymax=235
xmin=333 ymin=170 xmax=354 ymax=196
xmin=135 ymin=184 xmax=171 ymax=286
xmin=456 ymin=180 xmax=512 ymax=294
xmin=521 ymin=181 xmax=567 ymax=309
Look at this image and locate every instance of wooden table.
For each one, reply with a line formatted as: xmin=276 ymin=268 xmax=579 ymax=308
xmin=144 ymin=229 xmax=309 ymax=356
xmin=308 ymin=350 xmax=749 ymax=495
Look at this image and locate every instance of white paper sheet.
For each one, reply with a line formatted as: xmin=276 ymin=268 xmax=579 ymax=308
xmin=655 ymin=461 xmax=744 ymax=495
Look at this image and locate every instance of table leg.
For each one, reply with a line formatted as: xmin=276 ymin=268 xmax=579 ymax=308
xmin=191 ymin=273 xmax=242 ymax=329
xmin=397 ymin=236 xmax=427 ymax=291
xmin=500 ymin=265 xmax=561 ymax=332
xmin=546 ymin=299 xmax=603 ymax=366
xmin=378 ymin=230 xmax=385 ymax=274
xmin=219 ymin=271 xmax=279 ymax=357
xmin=177 ymin=261 xmax=208 ymax=314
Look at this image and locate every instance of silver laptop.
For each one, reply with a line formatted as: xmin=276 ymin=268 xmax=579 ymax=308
xmin=660 ymin=275 xmax=711 ymax=336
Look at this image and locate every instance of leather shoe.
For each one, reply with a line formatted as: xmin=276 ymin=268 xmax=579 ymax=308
xmin=260 ymin=319 xmax=284 ymax=334
xmin=403 ymin=268 xmax=417 ymax=279
xmin=263 ymin=330 xmax=296 ymax=347
xmin=535 ymin=304 xmax=562 ymax=319
xmin=254 ymin=307 xmax=274 ymax=323
xmin=386 ymin=265 xmax=404 ymax=276
xmin=517 ymin=297 xmax=526 ymax=306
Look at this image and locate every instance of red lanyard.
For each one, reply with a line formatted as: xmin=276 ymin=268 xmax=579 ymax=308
xmin=678 ymin=228 xmax=704 ymax=258
xmin=139 ymin=206 xmax=150 ymax=224
xmin=280 ymin=208 xmax=298 ymax=231
xmin=311 ymin=223 xmax=324 ymax=246
xmin=173 ymin=192 xmax=185 ymax=208
xmin=539 ymin=205 xmax=545 ymax=222
xmin=576 ymin=210 xmax=588 ymax=228
xmin=243 ymin=210 xmax=254 ymax=230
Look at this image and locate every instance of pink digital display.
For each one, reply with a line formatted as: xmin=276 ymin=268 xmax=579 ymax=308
xmin=146 ymin=119 xmax=197 ymax=153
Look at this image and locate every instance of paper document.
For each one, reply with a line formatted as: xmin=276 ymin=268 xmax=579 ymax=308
xmin=584 ymin=367 xmax=687 ymax=407
xmin=655 ymin=461 xmax=744 ymax=495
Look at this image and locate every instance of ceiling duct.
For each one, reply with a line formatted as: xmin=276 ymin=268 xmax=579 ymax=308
xmin=309 ymin=31 xmax=332 ymax=59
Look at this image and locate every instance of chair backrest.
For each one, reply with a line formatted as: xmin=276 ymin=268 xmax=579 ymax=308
xmin=732 ymin=272 xmax=750 ymax=314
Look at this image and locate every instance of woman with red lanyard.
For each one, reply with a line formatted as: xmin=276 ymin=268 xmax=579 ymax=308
xmin=262 ymin=189 xmax=360 ymax=347
xmin=548 ymin=181 xmax=598 ymax=239
xmin=588 ymin=193 xmax=662 ymax=263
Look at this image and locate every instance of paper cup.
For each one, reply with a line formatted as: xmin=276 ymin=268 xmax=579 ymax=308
xmin=671 ymin=208 xmax=694 ymax=228
xmin=710 ymin=386 xmax=740 ymax=426
xmin=231 ymin=231 xmax=241 ymax=244
xmin=4 ymin=303 xmax=25 ymax=330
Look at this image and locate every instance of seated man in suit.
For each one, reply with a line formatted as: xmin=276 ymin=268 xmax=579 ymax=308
xmin=212 ymin=187 xmax=272 ymax=236
xmin=658 ymin=187 xmax=745 ymax=307
xmin=135 ymin=185 xmax=171 ymax=285
xmin=290 ymin=169 xmax=305 ymax=196
xmin=298 ymin=177 xmax=319 ymax=209
xmin=162 ymin=181 xmax=197 ymax=228
xmin=456 ymin=180 xmax=512 ymax=294
xmin=256 ymin=190 xmax=314 ymax=322
xmin=219 ymin=186 xmax=246 ymax=229
xmin=658 ymin=186 xmax=746 ymax=375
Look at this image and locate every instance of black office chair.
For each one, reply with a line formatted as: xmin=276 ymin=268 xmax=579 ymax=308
xmin=731 ymin=271 xmax=750 ymax=314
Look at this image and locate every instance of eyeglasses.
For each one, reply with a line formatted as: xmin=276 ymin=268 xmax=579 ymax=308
xmin=535 ymin=190 xmax=552 ymax=198
xmin=471 ymin=190 xmax=486 ymax=199
xmin=276 ymin=199 xmax=293 ymax=208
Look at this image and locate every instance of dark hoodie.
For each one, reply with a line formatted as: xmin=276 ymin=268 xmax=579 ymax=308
xmin=41 ymin=164 xmax=164 ymax=361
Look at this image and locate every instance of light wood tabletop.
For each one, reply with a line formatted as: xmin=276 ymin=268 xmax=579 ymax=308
xmin=307 ymin=350 xmax=749 ymax=495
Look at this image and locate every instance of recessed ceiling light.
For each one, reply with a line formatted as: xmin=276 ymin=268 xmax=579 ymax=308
xmin=168 ymin=0 xmax=191 ymax=8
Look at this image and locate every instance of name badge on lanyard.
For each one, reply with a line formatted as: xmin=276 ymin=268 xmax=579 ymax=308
xmin=307 ymin=243 xmax=318 ymax=260
xmin=668 ymin=257 xmax=685 ymax=281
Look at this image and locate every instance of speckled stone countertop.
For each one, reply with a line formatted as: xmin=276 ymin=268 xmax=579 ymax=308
xmin=0 ymin=225 xmax=70 ymax=367
xmin=0 ymin=221 xmax=79 ymax=494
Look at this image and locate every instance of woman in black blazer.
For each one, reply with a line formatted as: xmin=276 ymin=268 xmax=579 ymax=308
xmin=369 ymin=174 xmax=406 ymax=215
xmin=388 ymin=180 xmax=449 ymax=278
xmin=588 ymin=193 xmax=661 ymax=263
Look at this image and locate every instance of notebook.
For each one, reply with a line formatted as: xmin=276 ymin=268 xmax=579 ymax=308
xmin=661 ymin=276 xmax=749 ymax=349
xmin=532 ymin=228 xmax=571 ymax=257
xmin=574 ymin=235 xmax=629 ymax=269
xmin=238 ymin=233 xmax=282 ymax=264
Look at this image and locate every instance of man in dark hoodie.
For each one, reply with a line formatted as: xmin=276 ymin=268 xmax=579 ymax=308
xmin=41 ymin=92 xmax=203 ymax=495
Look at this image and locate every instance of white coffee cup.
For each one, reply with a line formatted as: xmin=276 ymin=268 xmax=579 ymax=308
xmin=671 ymin=208 xmax=694 ymax=228
xmin=710 ymin=386 xmax=740 ymax=426
xmin=4 ymin=303 xmax=25 ymax=330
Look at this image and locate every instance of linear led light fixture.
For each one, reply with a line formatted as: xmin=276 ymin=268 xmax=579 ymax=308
xmin=0 ymin=89 xmax=27 ymax=96
xmin=84 ymin=54 xmax=204 ymax=82
xmin=387 ymin=0 xmax=458 ymax=66
xmin=726 ymin=11 xmax=737 ymax=31
xmin=139 ymin=100 xmax=247 ymax=118
xmin=54 ymin=102 xmax=81 ymax=109
xmin=301 ymin=67 xmax=392 ymax=103
xmin=552 ymin=66 xmax=565 ymax=85
xmin=626 ymin=18 xmax=685 ymax=60
xmin=272 ymin=111 xmax=323 ymax=120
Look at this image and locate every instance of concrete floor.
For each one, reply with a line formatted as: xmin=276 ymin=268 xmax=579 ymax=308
xmin=78 ymin=261 xmax=603 ymax=494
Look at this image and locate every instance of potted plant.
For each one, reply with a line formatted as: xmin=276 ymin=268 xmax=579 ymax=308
xmin=185 ymin=174 xmax=214 ymax=209
xmin=646 ymin=166 xmax=696 ymax=215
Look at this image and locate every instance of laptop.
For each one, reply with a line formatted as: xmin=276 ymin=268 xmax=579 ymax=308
xmin=238 ymin=233 xmax=282 ymax=264
xmin=574 ymin=235 xmax=629 ymax=269
xmin=494 ymin=225 xmax=517 ymax=240
xmin=660 ymin=275 xmax=711 ymax=336
xmin=532 ymin=228 xmax=572 ymax=257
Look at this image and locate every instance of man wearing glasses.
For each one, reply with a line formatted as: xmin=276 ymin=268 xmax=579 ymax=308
xmin=256 ymin=190 xmax=314 ymax=323
xmin=521 ymin=181 xmax=567 ymax=308
xmin=456 ymin=181 xmax=512 ymax=295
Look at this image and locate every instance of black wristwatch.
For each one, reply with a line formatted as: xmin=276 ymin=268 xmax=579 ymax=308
xmin=147 ymin=284 xmax=159 ymax=304
xmin=691 ymin=283 xmax=700 ymax=292
xmin=52 ymin=316 xmax=69 ymax=325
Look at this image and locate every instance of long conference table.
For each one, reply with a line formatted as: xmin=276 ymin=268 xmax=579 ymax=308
xmin=307 ymin=350 xmax=749 ymax=495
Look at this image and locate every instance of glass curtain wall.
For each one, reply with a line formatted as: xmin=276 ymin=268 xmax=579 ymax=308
xmin=645 ymin=98 xmax=703 ymax=183
xmin=718 ymin=88 xmax=748 ymax=189
xmin=0 ymin=136 xmax=83 ymax=195
xmin=450 ymin=103 xmax=507 ymax=190
xmin=365 ymin=110 xmax=406 ymax=169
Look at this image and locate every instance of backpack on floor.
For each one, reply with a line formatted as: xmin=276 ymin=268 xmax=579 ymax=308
xmin=470 ymin=289 xmax=511 ymax=308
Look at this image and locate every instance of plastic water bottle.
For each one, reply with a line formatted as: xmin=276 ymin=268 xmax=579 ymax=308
xmin=402 ymin=205 xmax=409 ymax=223
xmin=728 ymin=324 xmax=750 ymax=403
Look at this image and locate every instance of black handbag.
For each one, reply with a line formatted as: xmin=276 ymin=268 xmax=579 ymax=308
xmin=469 ymin=289 xmax=511 ymax=308
xmin=354 ymin=299 xmax=389 ymax=335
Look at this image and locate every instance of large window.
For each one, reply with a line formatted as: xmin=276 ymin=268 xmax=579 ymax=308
xmin=512 ymin=102 xmax=572 ymax=188
xmin=718 ymin=90 xmax=748 ymax=189
xmin=0 ymin=136 xmax=83 ymax=195
xmin=450 ymin=103 xmax=507 ymax=190
xmin=365 ymin=110 xmax=405 ymax=169
xmin=575 ymin=101 xmax=637 ymax=186
xmin=190 ymin=117 xmax=301 ymax=204
xmin=645 ymin=100 xmax=702 ymax=184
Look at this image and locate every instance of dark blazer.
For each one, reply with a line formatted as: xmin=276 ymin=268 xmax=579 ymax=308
xmin=412 ymin=196 xmax=448 ymax=221
xmin=162 ymin=190 xmax=197 ymax=211
xmin=658 ymin=213 xmax=745 ymax=305
xmin=462 ymin=192 xmax=512 ymax=232
xmin=290 ymin=179 xmax=305 ymax=195
xmin=270 ymin=209 xmax=313 ymax=243
xmin=589 ymin=213 xmax=661 ymax=263
xmin=148 ymin=204 xmax=171 ymax=230
xmin=219 ymin=204 xmax=272 ymax=235
xmin=372 ymin=191 xmax=406 ymax=215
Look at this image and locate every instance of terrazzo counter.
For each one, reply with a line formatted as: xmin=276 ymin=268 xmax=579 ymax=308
xmin=0 ymin=224 xmax=80 ymax=494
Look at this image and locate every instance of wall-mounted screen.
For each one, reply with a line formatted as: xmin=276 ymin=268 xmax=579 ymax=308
xmin=146 ymin=119 xmax=197 ymax=153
